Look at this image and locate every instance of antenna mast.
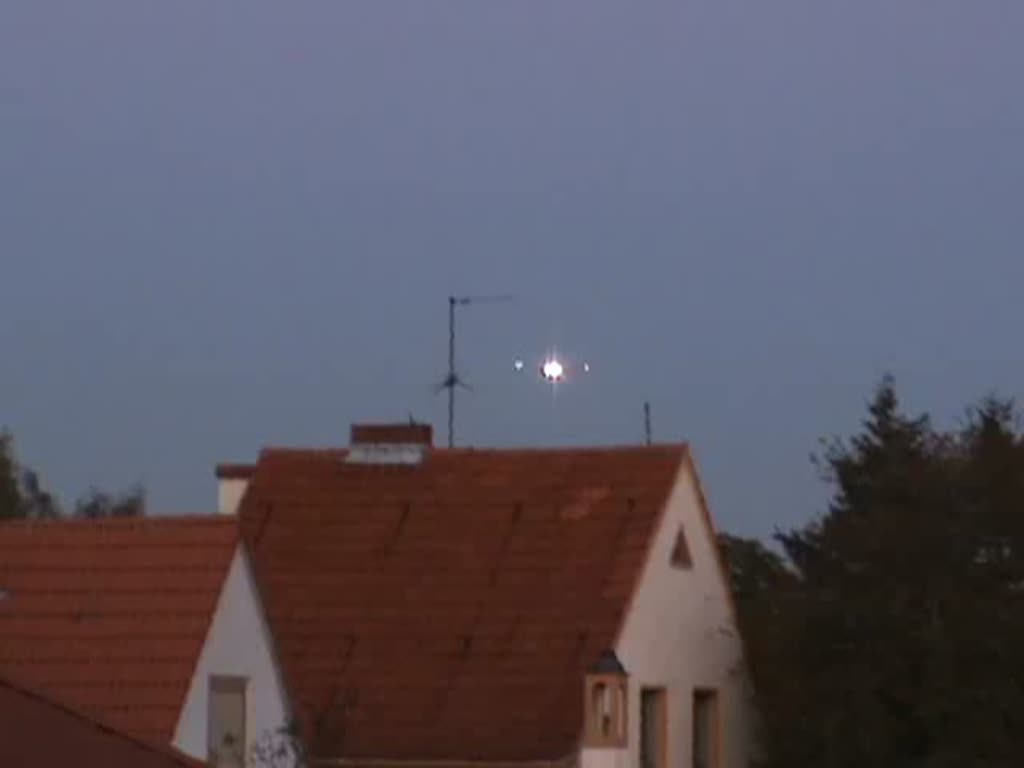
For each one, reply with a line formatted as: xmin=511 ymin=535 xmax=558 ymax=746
xmin=644 ymin=401 xmax=653 ymax=446
xmin=447 ymin=296 xmax=457 ymax=449
xmin=439 ymin=294 xmax=514 ymax=448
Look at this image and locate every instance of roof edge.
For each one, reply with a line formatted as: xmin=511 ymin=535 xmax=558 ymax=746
xmin=233 ymin=532 xmax=307 ymax=745
xmin=170 ymin=532 xmax=243 ymax=744
xmin=608 ymin=445 xmax=690 ymax=658
xmin=0 ymin=674 xmax=204 ymax=767
xmin=679 ymin=448 xmax=747 ymax=667
xmin=679 ymin=451 xmax=741 ymax=625
xmin=237 ymin=541 xmax=299 ymax=731
xmin=605 ymin=445 xmax=743 ymax=656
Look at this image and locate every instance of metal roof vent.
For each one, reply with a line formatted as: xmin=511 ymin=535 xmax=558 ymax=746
xmin=346 ymin=423 xmax=433 ymax=465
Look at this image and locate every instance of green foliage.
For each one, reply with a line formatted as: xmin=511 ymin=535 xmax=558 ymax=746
xmin=73 ymin=486 xmax=145 ymax=518
xmin=0 ymin=429 xmax=144 ymax=520
xmin=250 ymin=720 xmax=307 ymax=768
xmin=725 ymin=377 xmax=1024 ymax=767
xmin=0 ymin=430 xmax=60 ymax=520
xmin=0 ymin=432 xmax=23 ymax=520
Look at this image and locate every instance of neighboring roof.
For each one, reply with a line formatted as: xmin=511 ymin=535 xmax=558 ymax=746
xmin=0 ymin=675 xmax=205 ymax=768
xmin=0 ymin=515 xmax=239 ymax=743
xmin=239 ymin=444 xmax=687 ymax=762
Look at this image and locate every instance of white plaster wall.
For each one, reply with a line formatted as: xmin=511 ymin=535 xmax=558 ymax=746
xmin=614 ymin=456 xmax=753 ymax=768
xmin=173 ymin=545 xmax=291 ymax=764
xmin=581 ymin=747 xmax=631 ymax=768
xmin=218 ymin=479 xmax=249 ymax=516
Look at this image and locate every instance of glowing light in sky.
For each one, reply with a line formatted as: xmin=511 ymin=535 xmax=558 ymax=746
xmin=541 ymin=358 xmax=565 ymax=381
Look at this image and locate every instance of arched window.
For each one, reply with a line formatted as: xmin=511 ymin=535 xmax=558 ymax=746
xmin=583 ymin=650 xmax=628 ymax=748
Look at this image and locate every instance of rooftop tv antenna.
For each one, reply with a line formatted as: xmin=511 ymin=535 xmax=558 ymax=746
xmin=644 ymin=401 xmax=653 ymax=446
xmin=436 ymin=294 xmax=514 ymax=448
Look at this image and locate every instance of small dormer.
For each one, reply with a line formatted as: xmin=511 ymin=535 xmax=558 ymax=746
xmin=583 ymin=649 xmax=628 ymax=749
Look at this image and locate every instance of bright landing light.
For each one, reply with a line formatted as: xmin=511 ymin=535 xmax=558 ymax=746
xmin=541 ymin=358 xmax=565 ymax=381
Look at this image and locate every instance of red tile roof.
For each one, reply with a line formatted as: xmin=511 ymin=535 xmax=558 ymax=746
xmin=0 ymin=675 xmax=205 ymax=768
xmin=239 ymin=444 xmax=687 ymax=762
xmin=0 ymin=515 xmax=239 ymax=743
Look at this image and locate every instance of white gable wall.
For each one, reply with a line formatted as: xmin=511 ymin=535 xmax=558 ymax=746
xmin=611 ymin=455 xmax=752 ymax=768
xmin=218 ymin=478 xmax=249 ymax=516
xmin=173 ymin=544 xmax=291 ymax=764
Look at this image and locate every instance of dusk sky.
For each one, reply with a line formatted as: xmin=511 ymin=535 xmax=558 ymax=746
xmin=2 ymin=1 xmax=1023 ymax=539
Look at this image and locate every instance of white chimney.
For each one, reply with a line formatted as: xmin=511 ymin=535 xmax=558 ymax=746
xmin=345 ymin=423 xmax=433 ymax=465
xmin=215 ymin=464 xmax=254 ymax=515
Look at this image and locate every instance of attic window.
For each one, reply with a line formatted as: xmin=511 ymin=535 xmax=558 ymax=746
xmin=670 ymin=525 xmax=693 ymax=569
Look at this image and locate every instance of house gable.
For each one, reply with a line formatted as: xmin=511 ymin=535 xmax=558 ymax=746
xmin=0 ymin=676 xmax=204 ymax=768
xmin=237 ymin=441 xmax=687 ymax=762
xmin=0 ymin=515 xmax=238 ymax=744
xmin=173 ymin=544 xmax=291 ymax=764
xmin=611 ymin=451 xmax=752 ymax=768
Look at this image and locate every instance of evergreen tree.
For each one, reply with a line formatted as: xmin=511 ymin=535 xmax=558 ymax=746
xmin=0 ymin=432 xmax=23 ymax=520
xmin=726 ymin=378 xmax=1024 ymax=767
xmin=74 ymin=486 xmax=144 ymax=518
xmin=0 ymin=430 xmax=60 ymax=520
xmin=0 ymin=429 xmax=144 ymax=520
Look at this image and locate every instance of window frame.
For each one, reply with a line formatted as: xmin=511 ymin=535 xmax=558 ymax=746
xmin=639 ymin=687 xmax=667 ymax=768
xmin=207 ymin=675 xmax=248 ymax=767
xmin=692 ymin=687 xmax=720 ymax=768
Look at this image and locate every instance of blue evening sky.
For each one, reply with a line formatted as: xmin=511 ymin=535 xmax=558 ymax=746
xmin=2 ymin=1 xmax=1022 ymax=538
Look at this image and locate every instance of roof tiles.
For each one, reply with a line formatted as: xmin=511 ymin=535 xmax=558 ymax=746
xmin=0 ymin=675 xmax=204 ymax=768
xmin=0 ymin=515 xmax=238 ymax=743
xmin=239 ymin=444 xmax=686 ymax=762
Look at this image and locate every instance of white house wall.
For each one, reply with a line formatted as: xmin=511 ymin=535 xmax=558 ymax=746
xmin=173 ymin=544 xmax=291 ymax=763
xmin=218 ymin=478 xmax=249 ymax=516
xmin=614 ymin=455 xmax=752 ymax=768
xmin=580 ymin=746 xmax=631 ymax=768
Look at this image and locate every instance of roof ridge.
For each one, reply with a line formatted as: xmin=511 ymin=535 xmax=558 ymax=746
xmin=435 ymin=443 xmax=688 ymax=453
xmin=257 ymin=443 xmax=688 ymax=456
xmin=0 ymin=673 xmax=203 ymax=767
